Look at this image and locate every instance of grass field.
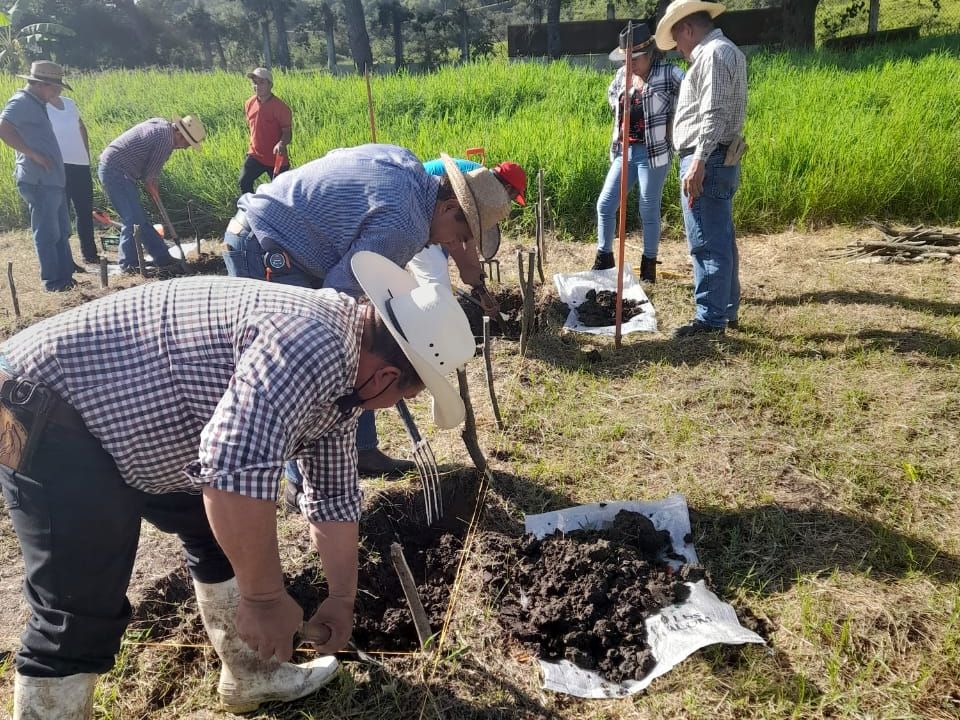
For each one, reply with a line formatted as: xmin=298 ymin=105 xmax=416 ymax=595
xmin=0 ymin=222 xmax=957 ymax=718
xmin=0 ymin=35 xmax=958 ymax=238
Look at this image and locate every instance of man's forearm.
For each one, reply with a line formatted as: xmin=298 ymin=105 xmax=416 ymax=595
xmin=309 ymin=521 xmax=359 ymax=599
xmin=203 ymin=486 xmax=285 ymax=598
xmin=0 ymin=120 xmax=30 ymax=156
xmin=280 ymin=127 xmax=292 ymax=146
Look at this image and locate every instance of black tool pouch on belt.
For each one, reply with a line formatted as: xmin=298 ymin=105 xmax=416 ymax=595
xmin=0 ymin=380 xmax=53 ymax=475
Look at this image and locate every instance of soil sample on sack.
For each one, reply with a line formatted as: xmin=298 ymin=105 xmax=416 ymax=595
xmin=575 ymin=289 xmax=646 ymax=327
xmin=482 ymin=510 xmax=707 ymax=683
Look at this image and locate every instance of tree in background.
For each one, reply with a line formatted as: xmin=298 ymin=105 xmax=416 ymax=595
xmin=341 ymin=0 xmax=373 ymax=72
xmin=0 ymin=1 xmax=74 ymax=73
xmin=376 ymin=0 xmax=411 ymax=69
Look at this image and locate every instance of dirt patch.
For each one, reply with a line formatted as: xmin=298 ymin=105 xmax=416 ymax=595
xmin=289 ymin=471 xmax=482 ymax=651
xmin=458 ymin=287 xmax=525 ymax=338
xmin=575 ymin=290 xmax=647 ymax=327
xmin=481 ymin=510 xmax=706 ymax=684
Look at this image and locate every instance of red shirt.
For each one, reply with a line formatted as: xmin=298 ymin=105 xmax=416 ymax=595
xmin=245 ymin=94 xmax=292 ymax=166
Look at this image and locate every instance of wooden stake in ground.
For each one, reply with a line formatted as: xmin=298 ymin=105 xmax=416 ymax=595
xmin=6 ymin=262 xmax=20 ymax=318
xmin=482 ymin=317 xmax=504 ymax=431
xmin=389 ymin=542 xmax=432 ymax=648
xmin=364 ymin=66 xmax=377 ymax=143
xmin=133 ymin=225 xmax=146 ymax=276
xmin=517 ymin=249 xmax=536 ymax=356
xmin=614 ymin=21 xmax=634 ymax=349
xmin=99 ymin=257 xmax=108 ymax=289
xmin=456 ymin=367 xmax=489 ymax=473
xmin=535 ymin=169 xmax=546 ymax=283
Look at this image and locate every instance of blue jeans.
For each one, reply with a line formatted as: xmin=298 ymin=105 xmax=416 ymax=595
xmin=16 ymin=183 xmax=73 ymax=291
xmin=222 ymin=225 xmax=379 ymax=483
xmin=97 ymin=166 xmax=173 ymax=270
xmin=679 ymin=149 xmax=741 ymax=327
xmin=596 ymin=145 xmax=670 ymax=258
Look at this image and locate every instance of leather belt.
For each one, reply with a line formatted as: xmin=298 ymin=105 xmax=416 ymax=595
xmin=0 ymin=370 xmax=87 ymax=433
xmin=678 ymin=143 xmax=729 ymax=159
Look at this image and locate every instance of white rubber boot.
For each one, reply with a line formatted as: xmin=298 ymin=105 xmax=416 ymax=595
xmin=13 ymin=671 xmax=96 ymax=719
xmin=194 ymin=577 xmax=339 ymax=713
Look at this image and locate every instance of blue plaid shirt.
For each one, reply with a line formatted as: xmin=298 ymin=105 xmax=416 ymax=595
xmin=99 ymin=118 xmax=175 ymax=182
xmin=0 ymin=277 xmax=365 ymax=524
xmin=238 ymin=143 xmax=440 ymax=298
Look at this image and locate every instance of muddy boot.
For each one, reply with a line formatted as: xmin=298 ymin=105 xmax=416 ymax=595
xmin=639 ymin=255 xmax=657 ymax=283
xmin=592 ymin=250 xmax=615 ymax=271
xmin=13 ymin=672 xmax=96 ymax=720
xmin=194 ymin=578 xmax=339 ymax=713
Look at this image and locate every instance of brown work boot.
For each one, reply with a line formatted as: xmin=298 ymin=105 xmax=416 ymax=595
xmin=357 ymin=448 xmax=415 ymax=478
xmin=639 ymin=255 xmax=657 ymax=283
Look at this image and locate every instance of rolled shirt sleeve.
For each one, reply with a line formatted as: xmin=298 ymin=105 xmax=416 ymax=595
xmin=186 ymin=312 xmax=359 ymax=518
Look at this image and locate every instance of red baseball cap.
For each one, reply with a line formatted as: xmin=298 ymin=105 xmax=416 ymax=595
xmin=493 ymin=161 xmax=526 ymax=206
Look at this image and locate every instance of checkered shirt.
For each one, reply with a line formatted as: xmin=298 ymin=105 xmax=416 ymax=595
xmin=99 ymin=118 xmax=175 ymax=182
xmin=0 ymin=277 xmax=365 ymax=524
xmin=238 ymin=143 xmax=440 ymax=297
xmin=672 ymin=29 xmax=748 ymax=161
xmin=608 ymin=60 xmax=685 ymax=167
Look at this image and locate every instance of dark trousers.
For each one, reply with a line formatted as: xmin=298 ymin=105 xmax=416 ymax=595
xmin=64 ymin=163 xmax=96 ymax=261
xmin=0 ymin=418 xmax=234 ymax=677
xmin=239 ymin=154 xmax=289 ymax=195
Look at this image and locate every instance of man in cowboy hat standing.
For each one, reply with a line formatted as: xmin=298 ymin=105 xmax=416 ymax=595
xmin=98 ymin=114 xmax=206 ymax=274
xmin=0 ymin=254 xmax=476 ymax=718
xmin=222 ymin=143 xmax=511 ymax=476
xmin=0 ymin=61 xmax=79 ymax=292
xmin=240 ymin=67 xmax=293 ymax=195
xmin=655 ymin=1 xmax=747 ymax=337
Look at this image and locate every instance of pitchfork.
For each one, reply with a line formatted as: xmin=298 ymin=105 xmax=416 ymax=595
xmin=394 ymin=400 xmax=442 ymax=525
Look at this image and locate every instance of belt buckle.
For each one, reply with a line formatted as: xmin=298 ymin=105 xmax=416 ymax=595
xmin=1 ymin=379 xmax=38 ymax=406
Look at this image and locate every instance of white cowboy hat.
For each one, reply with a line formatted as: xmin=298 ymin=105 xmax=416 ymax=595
xmin=655 ymin=0 xmax=726 ymax=51
xmin=351 ymin=251 xmax=475 ymax=429
xmin=172 ymin=114 xmax=206 ymax=150
xmin=441 ymin=154 xmax=511 ymax=262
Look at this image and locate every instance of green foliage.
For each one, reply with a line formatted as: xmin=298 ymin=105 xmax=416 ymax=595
xmin=0 ymin=36 xmax=958 ymax=235
xmin=0 ymin=2 xmax=75 ymax=74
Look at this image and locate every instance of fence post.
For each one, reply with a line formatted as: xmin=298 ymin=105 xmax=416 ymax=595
xmin=7 ymin=262 xmax=20 ymax=318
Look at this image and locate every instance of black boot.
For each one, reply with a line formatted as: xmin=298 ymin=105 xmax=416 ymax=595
xmin=592 ymin=251 xmax=615 ymax=271
xmin=639 ymin=255 xmax=657 ymax=283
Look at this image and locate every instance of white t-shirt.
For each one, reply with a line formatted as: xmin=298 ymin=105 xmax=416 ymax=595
xmin=46 ymin=96 xmax=89 ymax=166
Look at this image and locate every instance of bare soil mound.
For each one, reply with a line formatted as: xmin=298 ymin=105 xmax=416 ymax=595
xmin=481 ymin=510 xmax=707 ymax=683
xmin=458 ymin=287 xmax=525 ymax=338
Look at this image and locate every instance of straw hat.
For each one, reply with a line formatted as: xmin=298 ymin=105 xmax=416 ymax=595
xmin=440 ymin=154 xmax=511 ymax=262
xmin=17 ymin=61 xmax=72 ymax=90
xmin=351 ymin=251 xmax=475 ymax=429
xmin=655 ymin=0 xmax=726 ymax=51
xmin=608 ymin=24 xmax=657 ymax=62
xmin=172 ymin=115 xmax=206 ymax=150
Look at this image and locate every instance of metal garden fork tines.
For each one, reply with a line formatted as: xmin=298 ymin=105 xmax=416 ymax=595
xmin=394 ymin=400 xmax=442 ymax=525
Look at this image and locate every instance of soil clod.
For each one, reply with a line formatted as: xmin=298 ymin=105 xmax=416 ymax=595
xmin=575 ymin=289 xmax=646 ymax=327
xmin=482 ymin=510 xmax=708 ymax=684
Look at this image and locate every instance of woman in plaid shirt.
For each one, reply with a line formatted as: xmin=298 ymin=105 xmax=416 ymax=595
xmin=594 ymin=25 xmax=684 ymax=283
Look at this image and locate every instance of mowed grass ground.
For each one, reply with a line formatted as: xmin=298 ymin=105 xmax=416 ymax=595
xmin=0 ymin=224 xmax=957 ymax=719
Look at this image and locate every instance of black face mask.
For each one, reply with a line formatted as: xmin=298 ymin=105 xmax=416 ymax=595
xmin=335 ymin=371 xmax=397 ymax=416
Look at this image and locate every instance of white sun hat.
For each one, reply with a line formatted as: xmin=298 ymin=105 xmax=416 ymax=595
xmin=654 ymin=0 xmax=726 ymax=51
xmin=351 ymin=251 xmax=475 ymax=429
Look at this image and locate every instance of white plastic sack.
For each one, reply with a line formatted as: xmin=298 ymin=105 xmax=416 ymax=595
xmin=552 ymin=264 xmax=657 ymax=336
xmin=523 ymin=495 xmax=765 ymax=698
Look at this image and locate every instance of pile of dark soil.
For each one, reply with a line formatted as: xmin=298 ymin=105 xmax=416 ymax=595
xmin=575 ymin=289 xmax=646 ymax=327
xmin=289 ymin=472 xmax=481 ymax=651
xmin=482 ymin=510 xmax=706 ymax=683
xmin=458 ymin=287 xmax=524 ymax=338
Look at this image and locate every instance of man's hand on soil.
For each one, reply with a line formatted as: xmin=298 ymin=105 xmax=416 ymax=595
xmin=236 ymin=590 xmax=304 ymax=662
xmin=473 ymin=285 xmax=501 ymax=319
xmin=303 ymin=595 xmax=354 ymax=654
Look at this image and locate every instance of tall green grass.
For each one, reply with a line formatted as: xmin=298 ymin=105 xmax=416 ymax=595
xmin=0 ymin=35 xmax=957 ymax=237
